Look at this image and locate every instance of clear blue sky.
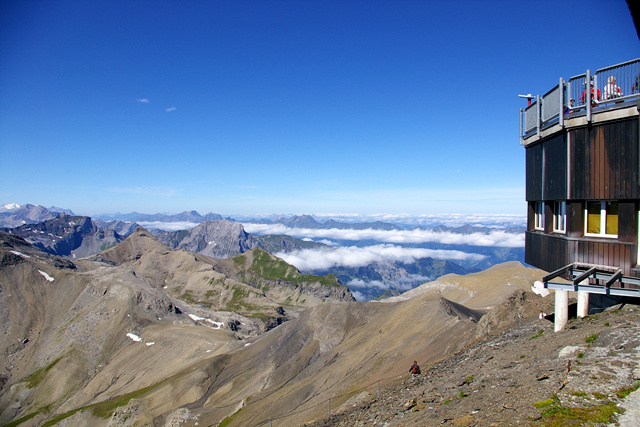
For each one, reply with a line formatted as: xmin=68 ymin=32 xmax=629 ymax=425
xmin=1 ymin=0 xmax=637 ymax=217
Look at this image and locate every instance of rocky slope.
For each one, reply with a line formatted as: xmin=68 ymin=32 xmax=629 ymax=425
xmin=93 ymin=220 xmax=140 ymax=239
xmin=1 ymin=213 xmax=123 ymax=258
xmin=95 ymin=228 xmax=354 ymax=327
xmin=305 ymin=301 xmax=640 ymax=427
xmin=153 ymin=219 xmax=260 ymax=258
xmin=0 ymin=227 xmax=551 ymax=427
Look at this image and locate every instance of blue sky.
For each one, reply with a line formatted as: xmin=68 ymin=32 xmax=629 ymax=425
xmin=1 ymin=0 xmax=638 ymax=217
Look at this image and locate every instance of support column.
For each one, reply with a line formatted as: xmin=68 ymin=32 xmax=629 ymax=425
xmin=577 ymin=291 xmax=590 ymax=318
xmin=554 ymin=290 xmax=569 ymax=332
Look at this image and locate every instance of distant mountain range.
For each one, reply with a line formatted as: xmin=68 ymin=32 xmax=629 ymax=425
xmin=1 ymin=213 xmax=123 ymax=258
xmin=0 ymin=204 xmax=525 ymax=300
xmin=92 ymin=210 xmax=224 ymax=223
xmin=249 ymin=213 xmax=402 ymax=230
xmin=0 ymin=203 xmax=74 ymax=227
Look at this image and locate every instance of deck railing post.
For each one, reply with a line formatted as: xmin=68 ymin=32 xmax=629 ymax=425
xmin=586 ymin=69 xmax=592 ymax=122
xmin=536 ymin=95 xmax=541 ymax=137
xmin=559 ymin=77 xmax=564 ymax=127
xmin=520 ymin=108 xmax=524 ymax=145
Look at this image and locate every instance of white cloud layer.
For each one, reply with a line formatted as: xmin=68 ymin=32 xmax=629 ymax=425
xmin=310 ymin=213 xmax=526 ymax=228
xmin=243 ymin=223 xmax=524 ymax=248
xmin=275 ymin=244 xmax=486 ymax=271
xmin=138 ymin=221 xmax=199 ymax=231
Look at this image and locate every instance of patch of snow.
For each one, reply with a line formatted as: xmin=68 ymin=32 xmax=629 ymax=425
xmin=188 ymin=314 xmax=224 ymax=329
xmin=127 ymin=333 xmax=142 ymax=342
xmin=10 ymin=250 xmax=30 ymax=259
xmin=244 ymin=342 xmax=252 ymax=347
xmin=145 ymin=342 xmax=155 ymax=346
xmin=38 ymin=270 xmax=54 ymax=282
xmin=531 ymin=281 xmax=550 ymax=297
xmin=2 ymin=203 xmax=20 ymax=210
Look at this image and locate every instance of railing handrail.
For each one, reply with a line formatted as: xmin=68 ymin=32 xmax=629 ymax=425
xmin=520 ymin=58 xmax=640 ymax=143
xmin=595 ymin=57 xmax=640 ymax=74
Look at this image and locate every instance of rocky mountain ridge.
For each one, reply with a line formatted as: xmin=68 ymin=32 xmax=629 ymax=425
xmin=0 ymin=204 xmax=73 ymax=228
xmin=1 ymin=213 xmax=123 ymax=258
xmin=152 ymin=219 xmax=260 ymax=258
xmin=0 ymin=228 xmax=549 ymax=427
xmin=93 ymin=210 xmax=224 ymax=224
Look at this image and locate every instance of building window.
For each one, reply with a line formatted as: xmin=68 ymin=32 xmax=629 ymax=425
xmin=534 ymin=202 xmax=544 ymax=231
xmin=552 ymin=201 xmax=566 ymax=233
xmin=585 ymin=201 xmax=618 ymax=237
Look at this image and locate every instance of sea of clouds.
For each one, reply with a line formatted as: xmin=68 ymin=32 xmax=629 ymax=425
xmin=241 ymin=224 xmax=524 ymax=248
xmin=274 ymin=244 xmax=487 ymax=271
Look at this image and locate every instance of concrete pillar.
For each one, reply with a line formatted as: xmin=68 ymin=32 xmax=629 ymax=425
xmin=577 ymin=291 xmax=590 ymax=318
xmin=554 ymin=290 xmax=569 ymax=332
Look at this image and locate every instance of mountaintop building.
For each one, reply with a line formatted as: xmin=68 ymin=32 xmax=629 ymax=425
xmin=521 ymin=58 xmax=640 ymax=331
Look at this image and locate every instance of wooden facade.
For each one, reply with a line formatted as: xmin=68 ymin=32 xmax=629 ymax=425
xmin=525 ymin=110 xmax=640 ymax=278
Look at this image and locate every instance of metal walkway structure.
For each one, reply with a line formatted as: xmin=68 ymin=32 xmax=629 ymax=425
xmin=544 ymin=263 xmax=640 ymax=298
xmin=543 ymin=263 xmax=640 ymax=331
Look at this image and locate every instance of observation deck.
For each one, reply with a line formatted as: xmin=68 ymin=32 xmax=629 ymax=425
xmin=520 ymin=58 xmax=640 ymax=145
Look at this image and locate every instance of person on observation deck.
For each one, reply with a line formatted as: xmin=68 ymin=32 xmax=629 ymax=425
xmin=581 ymin=80 xmax=601 ymax=107
xmin=603 ymin=76 xmax=622 ymax=100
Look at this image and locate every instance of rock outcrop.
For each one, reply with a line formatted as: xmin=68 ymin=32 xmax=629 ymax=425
xmin=153 ymin=219 xmax=260 ymax=258
xmin=1 ymin=213 xmax=123 ymax=258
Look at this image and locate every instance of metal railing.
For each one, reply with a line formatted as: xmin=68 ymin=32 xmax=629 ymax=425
xmin=521 ymin=58 xmax=640 ymax=143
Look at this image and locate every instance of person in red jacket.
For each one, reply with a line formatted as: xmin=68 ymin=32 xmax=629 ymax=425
xmin=581 ymin=80 xmax=601 ymax=107
xmin=409 ymin=360 xmax=421 ymax=376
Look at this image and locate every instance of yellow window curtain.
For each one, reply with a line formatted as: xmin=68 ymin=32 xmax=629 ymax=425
xmin=587 ymin=202 xmax=601 ymax=234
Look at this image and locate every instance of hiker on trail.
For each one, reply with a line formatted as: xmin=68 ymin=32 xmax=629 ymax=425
xmin=410 ymin=361 xmax=421 ymax=376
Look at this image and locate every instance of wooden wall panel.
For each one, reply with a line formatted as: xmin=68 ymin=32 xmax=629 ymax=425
xmin=570 ymin=127 xmax=587 ymax=199
xmin=527 ymin=232 xmax=636 ymax=276
xmin=543 ymin=133 xmax=567 ymax=200
xmin=526 ymin=142 xmax=542 ymax=201
xmin=571 ymin=117 xmax=639 ymax=200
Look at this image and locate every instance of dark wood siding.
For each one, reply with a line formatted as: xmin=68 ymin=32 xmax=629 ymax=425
xmin=543 ymin=133 xmax=567 ymax=200
xmin=526 ymin=232 xmax=636 ymax=276
xmin=525 ymin=133 xmax=567 ymax=202
xmin=570 ymin=117 xmax=639 ymax=200
xmin=570 ymin=127 xmax=588 ymax=199
xmin=619 ymin=201 xmax=639 ymax=244
xmin=567 ymin=201 xmax=584 ymax=238
xmin=526 ymin=142 xmax=542 ymax=201
xmin=525 ymin=115 xmax=639 ymax=275
xmin=525 ymin=232 xmax=569 ymax=272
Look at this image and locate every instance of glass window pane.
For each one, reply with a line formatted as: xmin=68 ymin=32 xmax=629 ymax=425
xmin=605 ymin=202 xmax=618 ymax=235
xmin=587 ymin=202 xmax=601 ymax=234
